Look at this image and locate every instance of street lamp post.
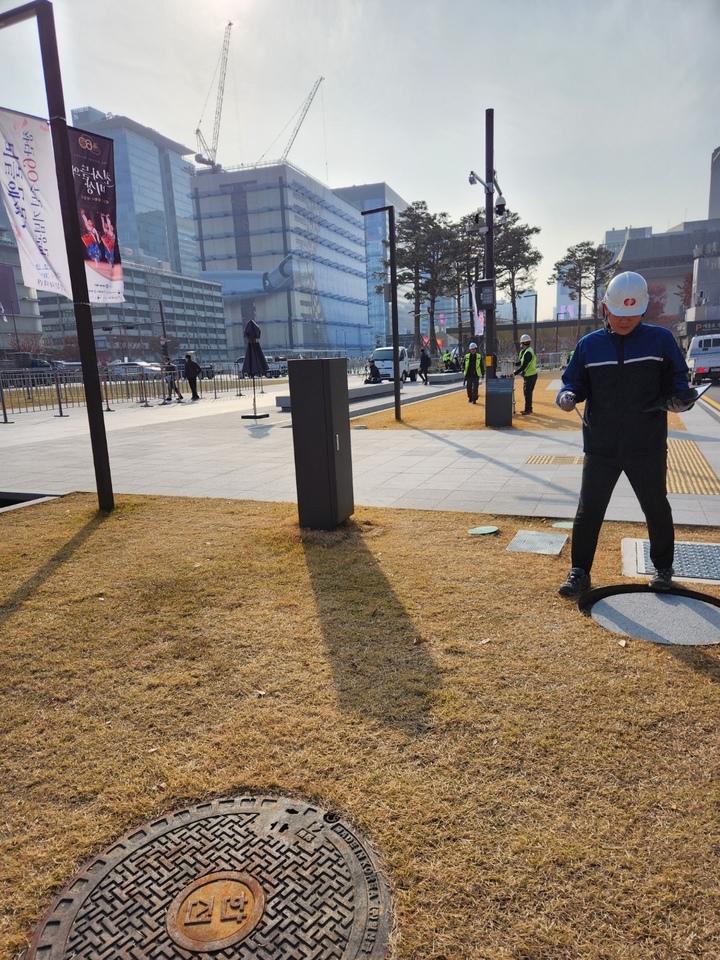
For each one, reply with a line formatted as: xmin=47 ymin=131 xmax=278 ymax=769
xmin=0 ymin=0 xmax=114 ymax=511
xmin=361 ymin=204 xmax=401 ymax=422
xmin=469 ymin=108 xmax=506 ymax=380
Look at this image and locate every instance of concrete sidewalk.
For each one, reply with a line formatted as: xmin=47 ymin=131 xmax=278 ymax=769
xmin=2 ymin=378 xmax=720 ymax=526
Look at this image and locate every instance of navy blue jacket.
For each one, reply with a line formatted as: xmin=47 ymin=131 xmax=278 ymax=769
xmin=558 ymin=322 xmax=691 ymax=458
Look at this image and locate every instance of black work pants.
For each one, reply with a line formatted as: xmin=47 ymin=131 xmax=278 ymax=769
xmin=522 ymin=373 xmax=537 ymax=412
xmin=466 ymin=375 xmax=480 ymax=402
xmin=571 ymin=451 xmax=674 ymax=574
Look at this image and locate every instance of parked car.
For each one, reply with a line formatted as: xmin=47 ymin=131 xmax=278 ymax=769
xmin=106 ymin=361 xmax=162 ymax=381
xmin=266 ymin=356 xmax=288 ymax=378
xmin=686 ymin=334 xmax=720 ymax=385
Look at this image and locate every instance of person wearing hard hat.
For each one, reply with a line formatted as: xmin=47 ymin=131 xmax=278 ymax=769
xmin=463 ymin=342 xmax=483 ymax=403
xmin=514 ymin=333 xmax=537 ymax=414
xmin=555 ymin=271 xmax=697 ymax=598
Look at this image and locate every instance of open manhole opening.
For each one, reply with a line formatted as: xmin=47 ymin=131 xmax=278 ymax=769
xmin=26 ymin=795 xmax=393 ymax=959
xmin=0 ymin=492 xmax=58 ymax=513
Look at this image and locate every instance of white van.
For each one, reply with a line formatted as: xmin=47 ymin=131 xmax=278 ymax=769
xmin=686 ymin=335 xmax=720 ymax=384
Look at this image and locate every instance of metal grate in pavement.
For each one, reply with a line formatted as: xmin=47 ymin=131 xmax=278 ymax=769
xmin=506 ymin=530 xmax=568 ymax=555
xmin=636 ymin=539 xmax=720 ymax=582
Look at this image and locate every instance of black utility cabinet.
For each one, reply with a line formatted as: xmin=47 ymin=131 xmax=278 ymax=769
xmin=288 ymin=359 xmax=354 ymax=530
xmin=485 ymin=377 xmax=514 ymax=427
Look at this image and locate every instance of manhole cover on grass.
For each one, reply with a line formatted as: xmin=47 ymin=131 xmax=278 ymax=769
xmin=580 ymin=586 xmax=720 ymax=645
xmin=506 ymin=530 xmax=568 ymax=555
xmin=27 ymin=795 xmax=393 ymax=960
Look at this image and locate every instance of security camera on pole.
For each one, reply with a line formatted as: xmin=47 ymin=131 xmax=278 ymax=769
xmin=469 ymin=108 xmax=512 ymax=427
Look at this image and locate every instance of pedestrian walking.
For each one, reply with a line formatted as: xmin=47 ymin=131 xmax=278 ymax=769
xmin=163 ymin=356 xmax=183 ymax=402
xmin=419 ymin=348 xmax=431 ymax=385
xmin=514 ymin=334 xmax=537 ymax=415
xmin=184 ymin=352 xmax=202 ymax=401
xmin=463 ymin=342 xmax=483 ymax=404
xmin=555 ymin=271 xmax=697 ymax=597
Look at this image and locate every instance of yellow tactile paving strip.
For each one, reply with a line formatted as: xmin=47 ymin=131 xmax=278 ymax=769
xmin=666 ymin=439 xmax=720 ymax=495
xmin=526 ymin=439 xmax=720 ymax=495
xmin=526 ymin=455 xmax=584 ymax=465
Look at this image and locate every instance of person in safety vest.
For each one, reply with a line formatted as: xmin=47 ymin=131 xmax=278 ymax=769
xmin=442 ymin=349 xmax=452 ymax=371
xmin=555 ymin=271 xmax=697 ymax=598
xmin=463 ymin=342 xmax=483 ymax=404
xmin=514 ymin=334 xmax=537 ymax=415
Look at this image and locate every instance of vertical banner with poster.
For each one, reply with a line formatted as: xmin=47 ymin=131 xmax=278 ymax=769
xmin=0 ymin=106 xmax=72 ymax=298
xmin=68 ymin=127 xmax=124 ymax=304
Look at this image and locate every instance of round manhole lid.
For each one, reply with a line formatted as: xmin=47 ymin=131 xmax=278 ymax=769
xmin=27 ymin=795 xmax=393 ymax=959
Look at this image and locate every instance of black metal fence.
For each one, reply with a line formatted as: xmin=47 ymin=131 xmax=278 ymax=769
xmin=0 ymin=368 xmax=277 ymax=420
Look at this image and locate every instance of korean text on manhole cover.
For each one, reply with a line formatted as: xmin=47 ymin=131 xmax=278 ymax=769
xmin=27 ymin=795 xmax=393 ymax=959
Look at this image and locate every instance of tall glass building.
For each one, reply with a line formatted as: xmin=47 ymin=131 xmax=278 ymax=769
xmin=39 ymin=262 xmax=226 ymax=363
xmin=71 ymin=106 xmax=197 ymax=277
xmin=333 ymin=183 xmax=408 ymax=348
xmin=193 ymin=161 xmax=371 ymax=357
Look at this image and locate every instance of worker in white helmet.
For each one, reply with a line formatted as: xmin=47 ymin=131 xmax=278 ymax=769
xmin=463 ymin=341 xmax=483 ymax=403
xmin=555 ymin=271 xmax=697 ymax=598
xmin=513 ymin=333 xmax=537 ymax=414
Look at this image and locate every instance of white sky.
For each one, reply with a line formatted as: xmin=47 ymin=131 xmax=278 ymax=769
xmin=0 ymin=0 xmax=718 ymax=321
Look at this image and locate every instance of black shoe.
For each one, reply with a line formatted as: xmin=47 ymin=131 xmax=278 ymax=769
xmin=649 ymin=567 xmax=674 ymax=592
xmin=558 ymin=567 xmax=591 ymax=597
xmin=521 ymin=410 xmax=533 ymax=415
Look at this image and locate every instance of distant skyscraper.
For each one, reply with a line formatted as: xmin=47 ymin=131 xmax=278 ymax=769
xmin=71 ymin=106 xmax=198 ymax=277
xmin=709 ymin=147 xmax=720 ymax=220
xmin=193 ymin=161 xmax=371 ymax=357
xmin=333 ymin=183 xmax=408 ymax=347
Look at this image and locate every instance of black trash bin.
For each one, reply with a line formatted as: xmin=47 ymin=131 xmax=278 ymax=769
xmin=485 ymin=377 xmax=514 ymax=427
xmin=288 ymin=358 xmax=354 ymax=530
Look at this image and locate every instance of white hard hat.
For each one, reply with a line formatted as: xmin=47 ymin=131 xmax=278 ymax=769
xmin=603 ymin=271 xmax=648 ymax=316
xmin=520 ymin=334 xmax=531 ymax=343
xmin=468 ymin=342 xmax=478 ymax=349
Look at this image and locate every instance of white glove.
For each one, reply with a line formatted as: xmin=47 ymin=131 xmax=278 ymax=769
xmin=556 ymin=391 xmax=576 ymax=412
xmin=666 ymin=396 xmax=695 ymax=413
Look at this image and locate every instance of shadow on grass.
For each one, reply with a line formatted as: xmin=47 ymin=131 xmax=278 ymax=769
xmin=301 ymin=518 xmax=440 ymax=735
xmin=666 ymin=645 xmax=720 ymax=683
xmin=0 ymin=511 xmax=110 ymax=628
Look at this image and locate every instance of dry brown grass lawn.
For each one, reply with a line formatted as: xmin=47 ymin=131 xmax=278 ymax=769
xmin=2 ymin=478 xmax=720 ymax=959
xmin=353 ymin=372 xmax=687 ymax=433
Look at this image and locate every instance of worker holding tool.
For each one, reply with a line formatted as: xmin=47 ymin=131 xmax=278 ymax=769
xmin=555 ymin=271 xmax=697 ymax=598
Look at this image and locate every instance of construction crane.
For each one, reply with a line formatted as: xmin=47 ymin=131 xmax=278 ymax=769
xmin=280 ymin=76 xmax=324 ymax=161
xmin=256 ymin=76 xmax=325 ymax=165
xmin=195 ymin=21 xmax=233 ymax=171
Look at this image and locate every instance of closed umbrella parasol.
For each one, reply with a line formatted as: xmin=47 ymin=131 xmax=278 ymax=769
xmin=241 ymin=319 xmax=270 ymax=420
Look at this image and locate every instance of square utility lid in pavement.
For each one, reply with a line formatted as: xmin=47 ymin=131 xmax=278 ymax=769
xmin=506 ymin=530 xmax=568 ymax=555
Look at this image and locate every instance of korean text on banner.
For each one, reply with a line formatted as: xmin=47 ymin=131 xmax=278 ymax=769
xmin=69 ymin=127 xmax=124 ymax=304
xmin=0 ymin=107 xmax=72 ymax=298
